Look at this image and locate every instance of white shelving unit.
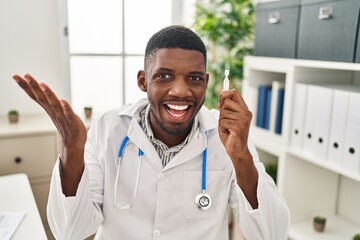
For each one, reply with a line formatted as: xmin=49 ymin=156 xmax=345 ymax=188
xmin=243 ymin=56 xmax=360 ymax=240
xmin=0 ymin=114 xmax=60 ymax=239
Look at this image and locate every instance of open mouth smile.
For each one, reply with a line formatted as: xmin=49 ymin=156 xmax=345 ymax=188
xmin=164 ymin=103 xmax=192 ymax=119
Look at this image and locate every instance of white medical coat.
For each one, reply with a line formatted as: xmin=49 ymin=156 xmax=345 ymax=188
xmin=47 ymin=98 xmax=290 ymax=240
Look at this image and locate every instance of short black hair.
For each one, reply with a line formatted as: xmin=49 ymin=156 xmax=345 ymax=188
xmin=144 ymin=25 xmax=207 ymax=69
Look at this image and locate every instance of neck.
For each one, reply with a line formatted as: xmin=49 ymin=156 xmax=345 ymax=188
xmin=155 ymin=131 xmax=188 ymax=147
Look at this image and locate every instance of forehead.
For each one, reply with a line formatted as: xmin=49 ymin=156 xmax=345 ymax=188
xmin=148 ymin=48 xmax=206 ymax=70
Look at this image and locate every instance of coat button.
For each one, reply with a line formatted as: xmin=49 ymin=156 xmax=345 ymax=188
xmin=153 ymin=229 xmax=161 ymax=237
xmin=157 ymin=173 xmax=165 ymax=181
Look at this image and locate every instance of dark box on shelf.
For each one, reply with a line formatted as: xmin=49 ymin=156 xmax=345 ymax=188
xmin=356 ymin=24 xmax=360 ymax=63
xmin=254 ymin=0 xmax=301 ymax=58
xmin=297 ymin=0 xmax=360 ymax=62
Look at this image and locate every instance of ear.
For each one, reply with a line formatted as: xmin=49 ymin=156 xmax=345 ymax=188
xmin=137 ymin=70 xmax=147 ymax=92
xmin=205 ymin=73 xmax=209 ymax=88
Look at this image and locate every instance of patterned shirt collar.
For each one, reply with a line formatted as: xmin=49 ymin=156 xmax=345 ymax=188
xmin=139 ymin=104 xmax=198 ymax=167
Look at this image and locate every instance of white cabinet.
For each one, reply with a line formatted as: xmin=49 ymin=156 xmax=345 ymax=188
xmin=243 ymin=56 xmax=360 ymax=239
xmin=0 ymin=115 xmax=59 ymax=239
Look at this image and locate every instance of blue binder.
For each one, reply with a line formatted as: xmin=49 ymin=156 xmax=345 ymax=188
xmin=275 ymin=88 xmax=285 ymax=134
xmin=256 ymin=85 xmax=272 ymax=129
xmin=264 ymin=87 xmax=272 ymax=129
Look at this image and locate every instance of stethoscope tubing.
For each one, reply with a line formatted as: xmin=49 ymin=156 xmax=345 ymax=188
xmin=114 ymin=136 xmax=143 ymax=210
xmin=202 ymin=148 xmax=207 ymax=191
xmin=115 ymin=135 xmax=210 ymax=210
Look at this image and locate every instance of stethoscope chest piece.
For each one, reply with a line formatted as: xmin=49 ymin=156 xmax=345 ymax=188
xmin=195 ymin=192 xmax=212 ymax=211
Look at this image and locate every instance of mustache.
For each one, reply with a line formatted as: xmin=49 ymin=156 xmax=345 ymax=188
xmin=162 ymin=97 xmax=195 ymax=104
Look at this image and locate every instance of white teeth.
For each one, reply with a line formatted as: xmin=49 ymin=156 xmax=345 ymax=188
xmin=168 ymin=111 xmax=186 ymax=117
xmin=167 ymin=104 xmax=189 ymax=110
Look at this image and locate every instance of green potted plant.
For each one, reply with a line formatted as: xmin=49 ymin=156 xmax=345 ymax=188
xmin=353 ymin=233 xmax=360 ymax=240
xmin=84 ymin=106 xmax=93 ymax=119
xmin=8 ymin=109 xmax=19 ymax=123
xmin=265 ymin=162 xmax=278 ymax=184
xmin=192 ymin=0 xmax=255 ymax=109
xmin=313 ymin=216 xmax=326 ymax=232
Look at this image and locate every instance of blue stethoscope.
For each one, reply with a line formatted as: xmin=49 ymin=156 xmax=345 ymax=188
xmin=114 ymin=136 xmax=212 ymax=211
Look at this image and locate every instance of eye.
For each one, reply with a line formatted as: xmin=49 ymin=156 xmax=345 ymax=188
xmin=190 ymin=76 xmax=202 ymax=81
xmin=158 ymin=73 xmax=171 ymax=79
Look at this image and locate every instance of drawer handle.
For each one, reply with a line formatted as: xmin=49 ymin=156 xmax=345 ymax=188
xmin=268 ymin=12 xmax=280 ymax=24
xmin=318 ymin=6 xmax=332 ymax=20
xmin=14 ymin=157 xmax=22 ymax=164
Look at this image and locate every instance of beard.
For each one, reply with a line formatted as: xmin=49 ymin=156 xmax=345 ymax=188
xmin=148 ymin=96 xmax=205 ymax=136
xmin=150 ymin=108 xmax=194 ymax=136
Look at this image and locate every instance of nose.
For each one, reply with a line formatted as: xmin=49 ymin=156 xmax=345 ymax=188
xmin=168 ymin=78 xmax=192 ymax=98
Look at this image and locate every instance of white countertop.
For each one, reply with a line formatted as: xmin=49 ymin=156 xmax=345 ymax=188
xmin=0 ymin=113 xmax=92 ymax=138
xmin=0 ymin=173 xmax=47 ymax=239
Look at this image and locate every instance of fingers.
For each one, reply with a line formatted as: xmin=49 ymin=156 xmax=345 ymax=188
xmin=13 ymin=74 xmax=69 ymax=132
xmin=13 ymin=74 xmax=52 ymax=110
xmin=13 ymin=73 xmax=87 ymax=150
xmin=220 ymin=108 xmax=252 ymax=121
xmin=218 ymin=89 xmax=248 ymax=110
xmin=60 ymin=99 xmax=77 ymax=121
xmin=218 ymin=89 xmax=252 ymax=134
xmin=13 ymin=74 xmax=62 ymax=114
xmin=218 ymin=90 xmax=251 ymax=122
xmin=219 ymin=117 xmax=250 ymax=132
xmin=24 ymin=74 xmax=54 ymax=109
xmin=13 ymin=74 xmax=37 ymax=101
xmin=39 ymin=82 xmax=66 ymax=119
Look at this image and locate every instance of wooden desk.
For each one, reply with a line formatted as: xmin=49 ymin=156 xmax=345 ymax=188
xmin=0 ymin=173 xmax=47 ymax=239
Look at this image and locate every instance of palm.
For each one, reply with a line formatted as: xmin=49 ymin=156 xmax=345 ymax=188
xmin=12 ymin=74 xmax=87 ymax=150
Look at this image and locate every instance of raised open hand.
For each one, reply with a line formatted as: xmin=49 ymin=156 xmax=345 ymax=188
xmin=13 ymin=74 xmax=87 ymax=195
xmin=13 ymin=74 xmax=87 ymax=150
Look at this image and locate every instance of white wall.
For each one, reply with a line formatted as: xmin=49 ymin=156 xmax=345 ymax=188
xmin=0 ymin=0 xmax=70 ymax=117
xmin=0 ymin=0 xmax=268 ymax=117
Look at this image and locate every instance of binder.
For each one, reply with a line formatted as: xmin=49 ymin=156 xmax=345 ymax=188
xmin=290 ymin=83 xmax=308 ymax=150
xmin=342 ymin=91 xmax=360 ymax=173
xmin=264 ymin=87 xmax=272 ymax=129
xmin=269 ymin=81 xmax=285 ymax=133
xmin=303 ymin=85 xmax=333 ymax=159
xmin=327 ymin=89 xmax=350 ymax=166
xmin=256 ymin=85 xmax=271 ymax=129
xmin=275 ymin=88 xmax=285 ymax=134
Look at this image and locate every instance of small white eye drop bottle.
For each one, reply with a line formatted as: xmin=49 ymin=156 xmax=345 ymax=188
xmin=223 ymin=69 xmax=230 ymax=91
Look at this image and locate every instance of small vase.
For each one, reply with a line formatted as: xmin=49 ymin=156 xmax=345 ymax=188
xmin=313 ymin=217 xmax=326 ymax=233
xmin=84 ymin=107 xmax=92 ymax=119
xmin=314 ymin=222 xmax=325 ymax=232
xmin=8 ymin=114 xmax=19 ymax=123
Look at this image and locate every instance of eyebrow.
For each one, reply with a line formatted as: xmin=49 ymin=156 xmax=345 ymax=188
xmin=189 ymin=71 xmax=206 ymax=76
xmin=157 ymin=67 xmax=174 ymax=72
xmin=156 ymin=68 xmax=205 ymax=75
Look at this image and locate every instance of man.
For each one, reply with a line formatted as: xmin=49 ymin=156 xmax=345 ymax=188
xmin=13 ymin=25 xmax=290 ymax=239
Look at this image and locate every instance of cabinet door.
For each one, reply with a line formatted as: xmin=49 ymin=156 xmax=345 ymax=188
xmin=31 ymin=180 xmax=51 ymax=226
xmin=0 ymin=134 xmax=57 ymax=178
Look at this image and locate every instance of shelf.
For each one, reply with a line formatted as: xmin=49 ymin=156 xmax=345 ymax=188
xmin=288 ymin=148 xmax=360 ymax=182
xmin=250 ymin=127 xmax=285 ymax=156
xmin=244 ymin=56 xmax=360 ymax=239
xmin=0 ymin=114 xmax=56 ymax=137
xmin=245 ymin=56 xmax=360 ymax=72
xmin=289 ymin=214 xmax=360 ymax=240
